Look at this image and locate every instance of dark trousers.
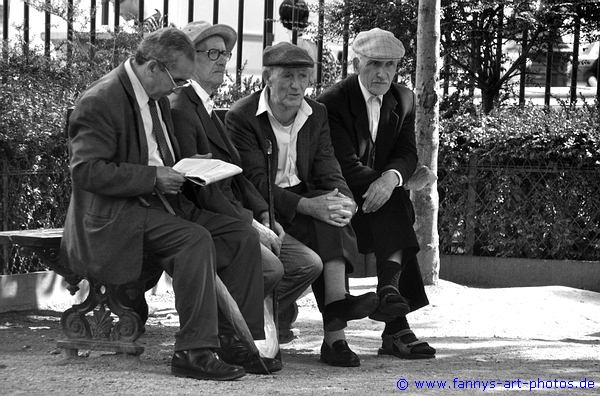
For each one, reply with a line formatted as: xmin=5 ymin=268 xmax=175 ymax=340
xmin=284 ymin=213 xmax=358 ymax=312
xmin=352 ymin=188 xmax=428 ymax=311
xmin=135 ymin=193 xmax=265 ymax=350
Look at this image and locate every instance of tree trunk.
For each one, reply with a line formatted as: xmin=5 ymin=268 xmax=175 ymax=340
xmin=414 ymin=0 xmax=441 ymax=285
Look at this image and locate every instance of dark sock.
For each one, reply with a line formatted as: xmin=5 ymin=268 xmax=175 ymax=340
xmin=383 ymin=316 xmax=409 ymax=335
xmin=377 ymin=260 xmax=403 ymax=296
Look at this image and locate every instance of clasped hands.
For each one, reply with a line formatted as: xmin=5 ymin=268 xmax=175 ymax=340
xmin=298 ymin=188 xmax=357 ymax=227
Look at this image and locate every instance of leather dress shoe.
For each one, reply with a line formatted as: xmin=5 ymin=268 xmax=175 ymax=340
xmin=323 ymin=292 xmax=379 ymax=331
xmin=320 ymin=340 xmax=360 ymax=367
xmin=217 ymin=334 xmax=282 ymax=374
xmin=171 ymin=348 xmax=245 ymax=381
xmin=369 ymin=290 xmax=411 ymax=322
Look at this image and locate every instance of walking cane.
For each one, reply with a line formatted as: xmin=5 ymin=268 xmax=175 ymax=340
xmin=265 ymin=139 xmax=280 ymax=351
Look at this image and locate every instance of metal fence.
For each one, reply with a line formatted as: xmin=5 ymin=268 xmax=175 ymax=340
xmin=2 ymin=160 xmax=600 ymax=274
xmin=438 ymin=159 xmax=600 ymax=261
xmin=0 ymin=165 xmax=70 ymax=274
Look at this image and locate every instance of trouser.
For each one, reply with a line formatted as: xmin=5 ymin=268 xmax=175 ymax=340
xmin=140 ymin=193 xmax=266 ymax=349
xmin=261 ymin=233 xmax=323 ymax=313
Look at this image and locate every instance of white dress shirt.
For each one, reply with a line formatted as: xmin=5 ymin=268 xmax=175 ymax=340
xmin=190 ymin=80 xmax=214 ymax=115
xmin=256 ymin=87 xmax=313 ymax=188
xmin=357 ymin=77 xmax=403 ymax=187
xmin=124 ymin=59 xmax=175 ymax=167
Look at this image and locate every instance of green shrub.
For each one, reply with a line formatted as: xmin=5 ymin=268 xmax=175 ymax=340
xmin=438 ymin=102 xmax=600 ymax=260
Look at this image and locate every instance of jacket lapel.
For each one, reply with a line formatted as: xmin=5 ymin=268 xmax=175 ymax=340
xmin=257 ymin=110 xmax=279 ymax=183
xmin=116 ymin=62 xmax=149 ymax=165
xmin=295 ymin=115 xmax=311 ymax=182
xmin=374 ymin=91 xmax=399 ymax=169
xmin=194 ymin=93 xmax=231 ymax=156
xmin=348 ymin=76 xmax=372 ymax=158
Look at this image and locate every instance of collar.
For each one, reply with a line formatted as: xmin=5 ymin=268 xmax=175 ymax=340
xmin=256 ymin=87 xmax=313 ymax=119
xmin=190 ymin=80 xmax=214 ymax=113
xmin=124 ymin=58 xmax=150 ymax=107
xmin=358 ymin=76 xmax=383 ymax=105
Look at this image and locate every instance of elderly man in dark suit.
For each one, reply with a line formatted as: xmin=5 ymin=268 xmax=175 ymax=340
xmin=318 ymin=28 xmax=435 ymax=359
xmin=60 ymin=27 xmax=266 ymax=380
xmin=226 ymin=42 xmax=379 ymax=368
xmin=170 ymin=21 xmax=322 ymax=371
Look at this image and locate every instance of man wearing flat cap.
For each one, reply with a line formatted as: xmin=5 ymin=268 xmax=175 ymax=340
xmin=170 ymin=21 xmax=322 ymax=372
xmin=226 ymin=42 xmax=379 ymax=368
xmin=318 ymin=28 xmax=436 ymax=359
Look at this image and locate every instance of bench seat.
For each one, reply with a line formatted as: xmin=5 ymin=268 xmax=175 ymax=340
xmin=0 ymin=228 xmax=145 ymax=356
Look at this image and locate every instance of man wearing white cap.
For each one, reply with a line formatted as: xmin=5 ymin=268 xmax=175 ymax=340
xmin=318 ymin=28 xmax=436 ymax=359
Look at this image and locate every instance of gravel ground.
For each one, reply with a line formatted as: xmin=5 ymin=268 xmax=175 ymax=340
xmin=1 ymin=278 xmax=599 ymax=395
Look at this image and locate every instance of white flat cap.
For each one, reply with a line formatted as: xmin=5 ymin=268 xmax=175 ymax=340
xmin=352 ymin=28 xmax=405 ymax=60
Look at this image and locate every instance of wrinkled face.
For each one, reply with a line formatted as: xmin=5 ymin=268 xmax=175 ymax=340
xmin=194 ymin=35 xmax=230 ymax=93
xmin=147 ymin=54 xmax=194 ymax=99
xmin=265 ymin=66 xmax=311 ymax=112
xmin=354 ymin=56 xmax=399 ymax=96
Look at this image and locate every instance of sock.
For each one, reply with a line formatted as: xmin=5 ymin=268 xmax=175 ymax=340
xmin=324 ymin=329 xmax=346 ymax=347
xmin=383 ymin=316 xmax=409 ymax=336
xmin=323 ymin=259 xmax=347 ymax=305
xmin=377 ymin=260 xmax=403 ymax=296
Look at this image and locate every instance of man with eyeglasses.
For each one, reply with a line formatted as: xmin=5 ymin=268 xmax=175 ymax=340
xmin=318 ymin=28 xmax=436 ymax=360
xmin=170 ymin=20 xmax=322 ymax=373
xmin=61 ymin=27 xmax=266 ymax=381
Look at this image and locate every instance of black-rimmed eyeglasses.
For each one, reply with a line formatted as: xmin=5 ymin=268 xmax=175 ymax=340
xmin=196 ymin=49 xmax=233 ymax=61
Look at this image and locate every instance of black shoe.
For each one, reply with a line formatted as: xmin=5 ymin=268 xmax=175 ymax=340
xmin=369 ymin=290 xmax=411 ymax=322
xmin=320 ymin=340 xmax=360 ymax=367
xmin=217 ymin=335 xmax=282 ymax=374
xmin=278 ymin=328 xmax=296 ymax=344
xmin=323 ymin=292 xmax=379 ymax=331
xmin=171 ymin=349 xmax=245 ymax=381
xmin=278 ymin=302 xmax=299 ymax=343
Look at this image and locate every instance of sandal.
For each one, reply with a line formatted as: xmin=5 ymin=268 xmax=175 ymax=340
xmin=378 ymin=329 xmax=436 ymax=359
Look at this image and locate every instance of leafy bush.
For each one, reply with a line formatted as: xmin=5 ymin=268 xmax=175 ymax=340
xmin=438 ymin=102 xmax=600 ymax=260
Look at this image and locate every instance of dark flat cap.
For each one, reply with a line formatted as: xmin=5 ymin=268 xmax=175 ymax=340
xmin=263 ymin=42 xmax=314 ymax=68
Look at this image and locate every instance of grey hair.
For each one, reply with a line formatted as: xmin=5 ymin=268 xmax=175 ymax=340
xmin=134 ymin=27 xmax=194 ymax=68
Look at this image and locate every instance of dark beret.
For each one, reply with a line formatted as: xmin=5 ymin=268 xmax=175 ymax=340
xmin=262 ymin=42 xmax=314 ymax=68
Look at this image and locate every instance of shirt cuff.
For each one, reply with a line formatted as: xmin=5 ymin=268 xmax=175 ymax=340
xmin=383 ymin=169 xmax=403 ymax=187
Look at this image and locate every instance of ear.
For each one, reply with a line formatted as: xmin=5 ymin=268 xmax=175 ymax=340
xmin=148 ymin=59 xmax=159 ymax=71
xmin=352 ymin=57 xmax=360 ymax=73
xmin=262 ymin=69 xmax=271 ymax=86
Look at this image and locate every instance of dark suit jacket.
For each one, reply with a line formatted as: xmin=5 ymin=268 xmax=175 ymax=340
xmin=60 ymin=61 xmax=178 ymax=284
xmin=317 ymin=74 xmax=418 ymax=199
xmin=170 ymin=86 xmax=268 ymax=224
xmin=226 ymin=90 xmax=352 ymax=225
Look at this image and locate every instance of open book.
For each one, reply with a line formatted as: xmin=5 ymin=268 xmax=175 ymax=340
xmin=173 ymin=158 xmax=242 ymax=186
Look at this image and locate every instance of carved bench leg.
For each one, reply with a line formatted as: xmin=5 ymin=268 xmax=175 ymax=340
xmin=57 ymin=280 xmax=145 ymax=356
